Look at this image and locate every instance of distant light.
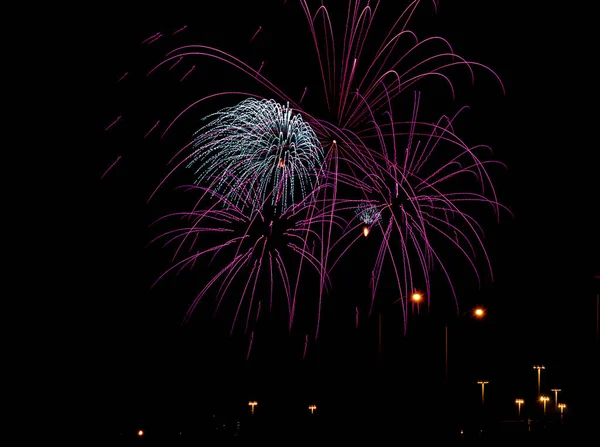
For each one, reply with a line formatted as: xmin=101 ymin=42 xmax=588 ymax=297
xmin=137 ymin=430 xmax=144 ymax=437
xmin=362 ymin=226 xmax=369 ymax=237
xmin=474 ymin=308 xmax=484 ymax=317
xmin=411 ymin=293 xmax=422 ymax=302
xmin=332 ymin=140 xmax=337 ymax=144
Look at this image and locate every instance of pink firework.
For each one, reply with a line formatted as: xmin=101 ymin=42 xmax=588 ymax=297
xmin=100 ymin=0 xmax=507 ymax=350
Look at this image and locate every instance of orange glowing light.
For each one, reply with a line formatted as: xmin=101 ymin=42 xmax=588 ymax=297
xmin=137 ymin=430 xmax=144 ymax=437
xmin=279 ymin=159 xmax=285 ymax=167
xmin=411 ymin=293 xmax=422 ymax=302
xmin=474 ymin=308 xmax=484 ymax=317
xmin=362 ymin=226 xmax=369 ymax=237
xmin=248 ymin=400 xmax=258 ymax=415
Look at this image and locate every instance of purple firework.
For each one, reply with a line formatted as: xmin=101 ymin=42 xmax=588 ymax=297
xmin=101 ymin=0 xmax=507 ymax=348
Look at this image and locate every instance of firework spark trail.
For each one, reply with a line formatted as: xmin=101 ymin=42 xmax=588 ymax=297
xmin=147 ymin=33 xmax=163 ymax=45
xmin=101 ymin=156 xmax=122 ymax=179
xmin=180 ymin=65 xmax=195 ymax=82
xmin=144 ymin=120 xmax=160 ymax=139
xmin=104 ymin=115 xmax=121 ymax=131
xmin=299 ymin=87 xmax=308 ymax=104
xmin=169 ymin=57 xmax=183 ymax=71
xmin=232 ymin=258 xmax=259 ymax=335
xmin=172 ymin=25 xmax=187 ymax=36
xmin=118 ymin=72 xmax=128 ymax=82
xmin=142 ymin=32 xmax=163 ymax=45
xmin=303 ymin=334 xmax=308 ymax=359
xmin=247 ymin=331 xmax=254 ymax=359
xmin=256 ymin=300 xmax=262 ymax=322
xmin=250 ymin=26 xmax=262 ymax=42
xmin=141 ymin=32 xmax=161 ymax=44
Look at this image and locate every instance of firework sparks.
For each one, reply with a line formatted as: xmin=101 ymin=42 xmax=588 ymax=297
xmin=186 ymin=98 xmax=325 ymax=216
xmin=101 ymin=156 xmax=122 ymax=179
xmin=101 ymin=0 xmax=508 ymax=349
xmin=144 ymin=120 xmax=161 ymax=139
xmin=104 ymin=115 xmax=121 ymax=131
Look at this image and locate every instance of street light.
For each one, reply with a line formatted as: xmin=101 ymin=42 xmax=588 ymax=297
xmin=539 ymin=395 xmax=550 ymax=414
xmin=248 ymin=401 xmax=258 ymax=415
xmin=515 ymin=399 xmax=524 ymax=418
xmin=477 ymin=381 xmax=489 ymax=405
xmin=551 ymin=388 xmax=561 ymax=411
xmin=533 ymin=365 xmax=545 ymax=395
xmin=308 ymin=404 xmax=317 ymax=414
xmin=445 ymin=307 xmax=486 ymax=384
xmin=558 ymin=403 xmax=566 ymax=422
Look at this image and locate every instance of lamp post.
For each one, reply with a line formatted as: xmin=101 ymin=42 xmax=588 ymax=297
xmin=539 ymin=395 xmax=550 ymax=414
xmin=477 ymin=381 xmax=489 ymax=405
xmin=445 ymin=307 xmax=486 ymax=384
xmin=551 ymin=388 xmax=561 ymax=411
xmin=558 ymin=403 xmax=566 ymax=422
xmin=533 ymin=365 xmax=545 ymax=395
xmin=248 ymin=401 xmax=258 ymax=416
xmin=308 ymin=404 xmax=317 ymax=414
xmin=515 ymin=399 xmax=524 ymax=419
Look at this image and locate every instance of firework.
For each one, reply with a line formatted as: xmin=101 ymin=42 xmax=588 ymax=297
xmin=148 ymin=178 xmax=339 ymax=338
xmin=328 ymin=92 xmax=510 ymax=331
xmin=101 ymin=0 xmax=507 ymax=349
xmin=187 ymin=98 xmax=324 ymax=216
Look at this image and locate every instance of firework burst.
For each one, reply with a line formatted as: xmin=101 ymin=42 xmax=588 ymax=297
xmin=187 ymin=98 xmax=324 ymax=216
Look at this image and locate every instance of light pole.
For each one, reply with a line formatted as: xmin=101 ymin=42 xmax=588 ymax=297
xmin=477 ymin=381 xmax=489 ymax=405
xmin=533 ymin=365 xmax=545 ymax=395
xmin=445 ymin=307 xmax=486 ymax=384
xmin=551 ymin=388 xmax=561 ymax=411
xmin=248 ymin=401 xmax=258 ymax=416
xmin=558 ymin=403 xmax=566 ymax=422
xmin=308 ymin=404 xmax=317 ymax=414
xmin=515 ymin=399 xmax=524 ymax=419
xmin=540 ymin=395 xmax=550 ymax=414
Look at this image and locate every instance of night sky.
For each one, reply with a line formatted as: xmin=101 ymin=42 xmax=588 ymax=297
xmin=76 ymin=0 xmax=598 ymax=439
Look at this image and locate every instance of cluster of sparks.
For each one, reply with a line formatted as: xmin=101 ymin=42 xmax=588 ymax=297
xmin=102 ymin=0 xmax=508 ymax=357
xmin=188 ymin=98 xmax=324 ymax=216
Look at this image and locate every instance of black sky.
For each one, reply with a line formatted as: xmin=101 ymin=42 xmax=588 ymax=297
xmin=77 ymin=0 xmax=598 ymax=435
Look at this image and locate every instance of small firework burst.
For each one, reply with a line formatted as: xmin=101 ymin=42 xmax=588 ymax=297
xmin=355 ymin=203 xmax=382 ymax=225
